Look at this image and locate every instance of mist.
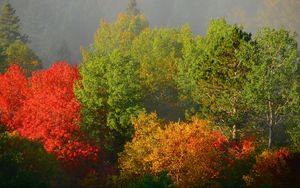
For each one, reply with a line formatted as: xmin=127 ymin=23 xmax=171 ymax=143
xmin=4 ymin=0 xmax=300 ymax=67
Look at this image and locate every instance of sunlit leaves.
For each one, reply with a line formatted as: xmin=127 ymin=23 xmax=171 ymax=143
xmin=0 ymin=64 xmax=28 ymax=129
xmin=0 ymin=63 xmax=99 ymax=162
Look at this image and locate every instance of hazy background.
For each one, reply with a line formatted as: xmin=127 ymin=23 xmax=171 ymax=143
xmin=1 ymin=0 xmax=299 ymax=67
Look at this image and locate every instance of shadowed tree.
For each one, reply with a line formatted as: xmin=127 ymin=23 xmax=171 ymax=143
xmin=126 ymin=0 xmax=140 ymax=17
xmin=56 ymin=39 xmax=71 ymax=62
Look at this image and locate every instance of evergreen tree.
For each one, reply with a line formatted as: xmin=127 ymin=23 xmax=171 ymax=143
xmin=0 ymin=0 xmax=35 ymax=73
xmin=126 ymin=0 xmax=140 ymax=17
xmin=56 ymin=39 xmax=71 ymax=62
xmin=0 ymin=0 xmax=28 ymax=50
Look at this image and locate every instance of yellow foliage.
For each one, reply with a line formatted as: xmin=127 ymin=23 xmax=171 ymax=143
xmin=146 ymin=118 xmax=226 ymax=186
xmin=119 ymin=114 xmax=228 ymax=187
xmin=118 ymin=113 xmax=162 ymax=179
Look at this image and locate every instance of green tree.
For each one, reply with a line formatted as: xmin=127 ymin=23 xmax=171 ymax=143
xmin=179 ymin=18 xmax=253 ymax=138
xmin=76 ymin=50 xmax=143 ymax=158
xmin=0 ymin=131 xmax=68 ymax=187
xmin=75 ymin=1 xmax=148 ymax=158
xmin=0 ymin=0 xmax=28 ymax=50
xmin=5 ymin=40 xmax=42 ymax=75
xmin=0 ymin=0 xmax=41 ymax=74
xmin=176 ymin=25 xmax=202 ymax=119
xmin=243 ymin=27 xmax=299 ymax=149
xmin=131 ymin=27 xmax=187 ymax=120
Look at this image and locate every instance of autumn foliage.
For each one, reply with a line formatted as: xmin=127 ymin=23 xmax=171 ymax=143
xmin=0 ymin=65 xmax=28 ymax=129
xmin=243 ymin=148 xmax=291 ymax=187
xmin=119 ymin=113 xmax=256 ymax=187
xmin=0 ymin=63 xmax=99 ymax=162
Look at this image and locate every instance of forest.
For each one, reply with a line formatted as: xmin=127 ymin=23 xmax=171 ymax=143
xmin=0 ymin=0 xmax=300 ymax=187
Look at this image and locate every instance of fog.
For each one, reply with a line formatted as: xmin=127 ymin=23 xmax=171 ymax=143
xmin=3 ymin=0 xmax=300 ymax=67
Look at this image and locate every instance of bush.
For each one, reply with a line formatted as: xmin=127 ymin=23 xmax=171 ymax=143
xmin=0 ymin=131 xmax=69 ymax=187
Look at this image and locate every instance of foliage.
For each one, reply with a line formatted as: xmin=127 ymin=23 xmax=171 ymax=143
xmin=0 ymin=131 xmax=68 ymax=188
xmin=0 ymin=1 xmax=300 ymax=187
xmin=120 ymin=114 xmax=228 ymax=186
xmin=0 ymin=1 xmax=41 ymax=74
xmin=118 ymin=113 xmax=162 ymax=180
xmin=243 ymin=148 xmax=291 ymax=187
xmin=0 ymin=63 xmax=99 ymax=165
xmin=219 ymin=136 xmax=256 ymax=187
xmin=12 ymin=63 xmax=99 ymax=162
xmin=146 ymin=118 xmax=228 ymax=187
xmin=0 ymin=64 xmax=28 ymax=129
xmin=119 ymin=112 xmax=259 ymax=187
xmin=243 ymin=27 xmax=300 ymax=148
xmin=178 ymin=18 xmax=254 ymax=135
xmin=5 ymin=40 xmax=42 ymax=75
xmin=0 ymin=0 xmax=28 ymax=50
xmin=128 ymin=172 xmax=173 ymax=188
xmin=76 ymin=7 xmax=148 ymax=157
xmin=131 ymin=27 xmax=188 ymax=120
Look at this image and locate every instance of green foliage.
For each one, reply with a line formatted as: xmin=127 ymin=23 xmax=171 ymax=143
xmin=243 ymin=27 xmax=300 ymax=148
xmin=76 ymin=49 xmax=143 ymax=156
xmin=75 ymin=2 xmax=149 ymax=158
xmin=0 ymin=0 xmax=28 ymax=50
xmin=0 ymin=1 xmax=41 ymax=74
xmin=128 ymin=173 xmax=173 ymax=188
xmin=177 ymin=18 xmax=254 ymax=140
xmin=131 ymin=27 xmax=188 ymax=120
xmin=5 ymin=40 xmax=42 ymax=75
xmin=0 ymin=131 xmax=68 ymax=187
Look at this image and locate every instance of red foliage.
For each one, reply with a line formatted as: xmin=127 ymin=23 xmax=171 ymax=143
xmin=0 ymin=64 xmax=28 ymax=129
xmin=228 ymin=136 xmax=256 ymax=160
xmin=244 ymin=148 xmax=291 ymax=187
xmin=1 ymin=63 xmax=99 ymax=162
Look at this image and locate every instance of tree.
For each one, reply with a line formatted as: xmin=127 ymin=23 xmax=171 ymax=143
xmin=0 ymin=64 xmax=28 ymax=129
xmin=6 ymin=63 xmax=99 ymax=162
xmin=146 ymin=118 xmax=228 ymax=187
xmin=0 ymin=0 xmax=28 ymax=50
xmin=119 ymin=114 xmax=247 ymax=186
xmin=243 ymin=27 xmax=299 ymax=149
xmin=131 ymin=27 xmax=187 ymax=120
xmin=56 ymin=39 xmax=71 ymax=62
xmin=179 ymin=18 xmax=253 ymax=138
xmin=0 ymin=1 xmax=41 ymax=74
xmin=76 ymin=50 xmax=143 ymax=157
xmin=118 ymin=113 xmax=162 ymax=182
xmin=5 ymin=40 xmax=42 ymax=75
xmin=243 ymin=148 xmax=291 ymax=187
xmin=76 ymin=3 xmax=148 ymax=158
xmin=0 ymin=131 xmax=68 ymax=187
xmin=119 ymin=113 xmax=256 ymax=187
xmin=126 ymin=0 xmax=140 ymax=17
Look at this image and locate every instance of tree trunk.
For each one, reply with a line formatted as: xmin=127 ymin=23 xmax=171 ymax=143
xmin=268 ymin=99 xmax=273 ymax=149
xmin=268 ymin=125 xmax=272 ymax=149
xmin=232 ymin=124 xmax=236 ymax=140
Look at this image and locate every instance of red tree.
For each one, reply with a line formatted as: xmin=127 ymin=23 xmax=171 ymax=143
xmin=12 ymin=62 xmax=99 ymax=161
xmin=0 ymin=64 xmax=28 ymax=129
